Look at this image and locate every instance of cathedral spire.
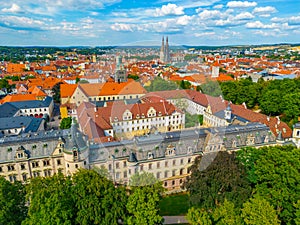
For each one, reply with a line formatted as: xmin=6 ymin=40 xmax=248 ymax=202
xmin=160 ymin=36 xmax=165 ymax=62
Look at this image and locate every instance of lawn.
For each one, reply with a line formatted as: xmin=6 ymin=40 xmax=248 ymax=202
xmin=159 ymin=193 xmax=190 ymax=216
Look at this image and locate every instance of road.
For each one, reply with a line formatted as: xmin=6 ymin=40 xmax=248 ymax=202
xmin=163 ymin=216 xmax=188 ymax=224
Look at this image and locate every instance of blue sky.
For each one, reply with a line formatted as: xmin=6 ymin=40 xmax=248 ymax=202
xmin=0 ymin=0 xmax=299 ymax=46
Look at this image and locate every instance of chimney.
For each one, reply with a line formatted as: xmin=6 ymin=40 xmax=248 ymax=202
xmin=242 ymin=102 xmax=247 ymax=109
xmin=276 ymin=116 xmax=280 ymax=125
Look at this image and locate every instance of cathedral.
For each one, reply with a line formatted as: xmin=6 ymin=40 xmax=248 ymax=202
xmin=160 ymin=36 xmax=170 ymax=63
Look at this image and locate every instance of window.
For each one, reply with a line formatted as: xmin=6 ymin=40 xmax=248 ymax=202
xmin=22 ymin=174 xmax=27 ymax=181
xmin=7 ymin=165 xmax=15 ymax=171
xmin=32 ymin=162 xmax=39 ymax=168
xmin=0 ymin=167 xmax=2 ymax=172
xmin=44 ymin=170 xmax=51 ymax=177
xmin=172 ymin=170 xmax=176 ymax=176
xmin=180 ymin=168 xmax=184 ymax=175
xmin=165 ymin=161 xmax=168 ymax=167
xmin=116 ymin=162 xmax=120 ymax=169
xmin=148 ymin=163 xmax=152 ymax=170
xmin=123 ymin=161 xmax=127 ymax=167
xmin=75 ymin=164 xmax=78 ymax=169
xmin=33 ymin=171 xmax=40 ymax=178
xmin=172 ymin=180 xmax=175 ymax=186
xmin=108 ymin=164 xmax=112 ymax=171
xmin=43 ymin=160 xmax=50 ymax=166
xmin=124 ymin=171 xmax=127 ymax=178
xmin=173 ymin=160 xmax=176 ymax=166
xmin=180 ymin=159 xmax=184 ymax=165
xmin=164 ymin=171 xmax=168 ymax=178
xmin=57 ymin=159 xmax=61 ymax=165
xmin=157 ymin=162 xmax=160 ymax=168
xmin=20 ymin=164 xmax=26 ymax=170
xmin=164 ymin=181 xmax=168 ymax=187
xmin=9 ymin=175 xmax=17 ymax=182
xmin=188 ymin=158 xmax=191 ymax=163
xmin=140 ymin=165 xmax=144 ymax=171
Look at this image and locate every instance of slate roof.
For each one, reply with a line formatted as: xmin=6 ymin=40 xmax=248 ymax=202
xmin=10 ymin=96 xmax=53 ymax=109
xmin=0 ymin=116 xmax=43 ymax=132
xmin=0 ymin=103 xmax=19 ymax=118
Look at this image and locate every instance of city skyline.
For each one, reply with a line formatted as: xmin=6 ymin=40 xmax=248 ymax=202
xmin=0 ymin=0 xmax=299 ymax=46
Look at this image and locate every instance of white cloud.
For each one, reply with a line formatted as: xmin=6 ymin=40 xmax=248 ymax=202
xmin=194 ymin=32 xmax=215 ymax=37
xmin=2 ymin=4 xmax=22 ymax=13
xmin=234 ymin=12 xmax=254 ymax=20
xmin=288 ymin=16 xmax=300 ymax=25
xmin=253 ymin=29 xmax=288 ymax=37
xmin=213 ymin=4 xmax=223 ymax=9
xmin=227 ymin=1 xmax=257 ymax=8
xmin=155 ymin=3 xmax=184 ymax=16
xmin=246 ymin=20 xmax=277 ymax=29
xmin=198 ymin=10 xmax=223 ymax=20
xmin=252 ymin=6 xmax=277 ymax=16
xmin=176 ymin=15 xmax=193 ymax=25
xmin=111 ymin=23 xmax=136 ymax=32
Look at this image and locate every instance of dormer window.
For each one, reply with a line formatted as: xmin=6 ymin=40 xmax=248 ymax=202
xmin=147 ymin=107 xmax=156 ymax=117
xmin=123 ymin=110 xmax=132 ymax=121
xmin=114 ymin=117 xmax=118 ymax=122
xmin=165 ymin=144 xmax=175 ymax=156
xmin=136 ymin=114 xmax=140 ymax=119
xmin=148 ymin=152 xmax=154 ymax=159
xmin=187 ymin=146 xmax=193 ymax=154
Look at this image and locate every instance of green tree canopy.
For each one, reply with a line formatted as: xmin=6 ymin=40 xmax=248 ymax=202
xmin=185 ymin=151 xmax=252 ymax=209
xmin=0 ymin=177 xmax=27 ymax=225
xmin=187 ymin=207 xmax=212 ymax=225
xmin=241 ymin=196 xmax=280 ymax=225
xmin=72 ymin=169 xmax=128 ymax=225
xmin=237 ymin=145 xmax=300 ymax=224
xmin=60 ymin=117 xmax=72 ymax=129
xmin=145 ymin=77 xmax=178 ymax=92
xmin=127 ymin=184 xmax=163 ymax=225
xmin=23 ymin=173 xmax=75 ymax=225
xmin=200 ymin=80 xmax=222 ymax=97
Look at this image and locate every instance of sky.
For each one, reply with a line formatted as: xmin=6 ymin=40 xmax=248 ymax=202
xmin=0 ymin=0 xmax=299 ymax=46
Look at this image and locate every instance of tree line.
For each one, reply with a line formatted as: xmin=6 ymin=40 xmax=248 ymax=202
xmin=0 ymin=170 xmax=164 ymax=225
xmin=200 ymin=78 xmax=300 ymax=127
xmin=185 ymin=145 xmax=300 ymax=225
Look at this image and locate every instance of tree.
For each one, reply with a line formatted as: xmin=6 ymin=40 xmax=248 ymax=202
xmin=212 ymin=199 xmax=242 ymax=225
xmin=179 ymin=80 xmax=191 ymax=89
xmin=23 ymin=174 xmax=75 ymax=225
xmin=200 ymin=80 xmax=222 ymax=97
xmin=52 ymin=82 xmax=64 ymax=103
xmin=60 ymin=117 xmax=72 ymax=129
xmin=0 ymin=177 xmax=27 ymax=225
xmin=251 ymin=146 xmax=300 ymax=224
xmin=241 ymin=196 xmax=280 ymax=225
xmin=145 ymin=77 xmax=178 ymax=92
xmin=128 ymin=74 xmax=139 ymax=80
xmin=129 ymin=172 xmax=160 ymax=187
xmin=73 ymin=169 xmax=128 ymax=225
xmin=187 ymin=208 xmax=212 ymax=225
xmin=0 ymin=78 xmax=11 ymax=92
xmin=127 ymin=184 xmax=163 ymax=225
xmin=238 ymin=146 xmax=300 ymax=224
xmin=185 ymin=151 xmax=252 ymax=209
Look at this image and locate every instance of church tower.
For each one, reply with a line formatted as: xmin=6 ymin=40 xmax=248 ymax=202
xmin=115 ymin=55 xmax=127 ymax=83
xmin=164 ymin=36 xmax=170 ymax=63
xmin=160 ymin=37 xmax=165 ymax=62
xmin=211 ymin=60 xmax=220 ymax=78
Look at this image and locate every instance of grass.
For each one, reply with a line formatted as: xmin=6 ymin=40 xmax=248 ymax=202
xmin=159 ymin=193 xmax=190 ymax=216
